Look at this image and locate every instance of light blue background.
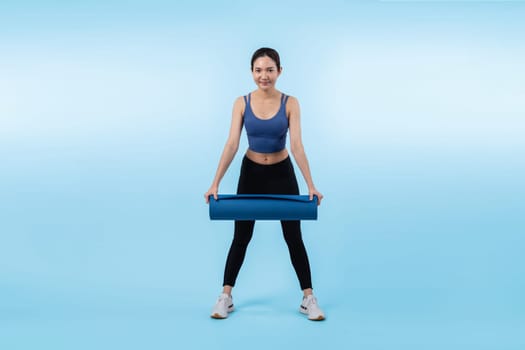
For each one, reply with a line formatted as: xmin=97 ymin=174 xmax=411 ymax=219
xmin=1 ymin=1 xmax=524 ymax=349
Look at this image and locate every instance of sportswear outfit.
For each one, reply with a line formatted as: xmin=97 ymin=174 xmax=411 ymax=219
xmin=211 ymin=93 xmax=324 ymax=320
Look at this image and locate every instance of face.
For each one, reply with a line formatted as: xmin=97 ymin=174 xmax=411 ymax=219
xmin=252 ymin=56 xmax=281 ymax=91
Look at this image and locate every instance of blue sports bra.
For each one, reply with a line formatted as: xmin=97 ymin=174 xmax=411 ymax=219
xmin=243 ymin=93 xmax=289 ymax=153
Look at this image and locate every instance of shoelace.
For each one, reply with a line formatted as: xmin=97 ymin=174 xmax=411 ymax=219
xmin=305 ymin=296 xmax=317 ymax=306
xmin=218 ymin=295 xmax=230 ymax=304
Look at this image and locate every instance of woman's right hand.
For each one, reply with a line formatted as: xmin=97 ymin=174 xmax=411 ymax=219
xmin=204 ymin=185 xmax=219 ymax=204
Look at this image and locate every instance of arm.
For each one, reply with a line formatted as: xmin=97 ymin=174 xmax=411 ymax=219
xmin=287 ymin=96 xmax=324 ymax=205
xmin=204 ymin=96 xmax=245 ymax=203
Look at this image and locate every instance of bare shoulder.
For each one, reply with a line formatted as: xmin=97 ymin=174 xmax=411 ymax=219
xmin=285 ymin=94 xmax=299 ymax=103
xmin=284 ymin=95 xmax=300 ymax=116
xmin=234 ymin=95 xmax=245 ymax=107
xmin=233 ymin=95 xmax=246 ymax=115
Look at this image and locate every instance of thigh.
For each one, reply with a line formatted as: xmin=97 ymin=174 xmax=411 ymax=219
xmin=233 ymin=220 xmax=256 ymax=245
xmin=237 ymin=156 xmax=266 ymax=194
xmin=280 ymin=220 xmax=302 ymax=244
xmin=267 ymin=158 xmax=300 ymax=195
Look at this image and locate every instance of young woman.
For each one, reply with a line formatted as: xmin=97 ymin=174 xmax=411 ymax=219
xmin=204 ymin=48 xmax=325 ymax=321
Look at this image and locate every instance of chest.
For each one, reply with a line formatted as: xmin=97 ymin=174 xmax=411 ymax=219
xmin=250 ymin=99 xmax=283 ymax=120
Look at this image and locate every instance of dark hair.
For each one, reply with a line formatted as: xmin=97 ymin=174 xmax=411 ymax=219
xmin=251 ymin=47 xmax=281 ymax=71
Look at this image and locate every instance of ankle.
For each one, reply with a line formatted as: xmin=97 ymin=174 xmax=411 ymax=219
xmin=303 ymin=288 xmax=313 ymax=297
xmin=222 ymin=286 xmax=233 ymax=297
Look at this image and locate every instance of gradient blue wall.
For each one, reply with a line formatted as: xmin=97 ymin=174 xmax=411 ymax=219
xmin=1 ymin=1 xmax=524 ymax=349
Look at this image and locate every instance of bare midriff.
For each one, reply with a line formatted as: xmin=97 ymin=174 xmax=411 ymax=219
xmin=245 ymin=148 xmax=289 ymax=165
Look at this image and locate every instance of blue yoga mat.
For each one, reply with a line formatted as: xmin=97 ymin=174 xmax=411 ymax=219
xmin=209 ymin=194 xmax=318 ymax=220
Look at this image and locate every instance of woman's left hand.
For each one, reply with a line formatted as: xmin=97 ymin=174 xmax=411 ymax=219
xmin=308 ymin=187 xmax=324 ymax=206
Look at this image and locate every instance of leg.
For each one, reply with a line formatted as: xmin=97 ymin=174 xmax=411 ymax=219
xmin=281 ymin=220 xmax=313 ymax=291
xmin=220 ymin=156 xmax=262 ymax=293
xmin=222 ymin=220 xmax=255 ymax=289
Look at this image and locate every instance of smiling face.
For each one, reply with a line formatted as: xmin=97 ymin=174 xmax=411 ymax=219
xmin=252 ymin=55 xmax=282 ymax=91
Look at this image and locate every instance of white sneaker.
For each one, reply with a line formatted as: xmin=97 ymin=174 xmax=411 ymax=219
xmin=300 ymin=295 xmax=325 ymax=321
xmin=210 ymin=293 xmax=234 ymax=319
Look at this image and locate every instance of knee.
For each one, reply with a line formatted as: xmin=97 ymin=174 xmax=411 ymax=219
xmin=232 ymin=236 xmax=252 ymax=248
xmin=283 ymin=233 xmax=303 ymax=247
xmin=232 ymin=230 xmax=253 ymax=247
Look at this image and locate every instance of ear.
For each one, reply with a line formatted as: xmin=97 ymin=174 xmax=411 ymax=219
xmin=278 ymin=67 xmax=283 ymax=75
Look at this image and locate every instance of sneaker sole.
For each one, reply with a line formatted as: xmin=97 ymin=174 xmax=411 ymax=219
xmin=210 ymin=307 xmax=234 ymax=319
xmin=309 ymin=315 xmax=325 ymax=321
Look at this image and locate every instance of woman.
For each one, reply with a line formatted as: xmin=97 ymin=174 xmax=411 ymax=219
xmin=204 ymin=47 xmax=325 ymax=321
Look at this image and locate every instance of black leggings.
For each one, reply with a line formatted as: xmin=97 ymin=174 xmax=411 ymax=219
xmin=223 ymin=155 xmax=313 ymax=290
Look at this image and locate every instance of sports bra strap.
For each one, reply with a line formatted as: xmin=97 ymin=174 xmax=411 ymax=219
xmin=245 ymin=93 xmax=288 ymax=107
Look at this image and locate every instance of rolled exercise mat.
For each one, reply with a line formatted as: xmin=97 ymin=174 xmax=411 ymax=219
xmin=209 ymin=194 xmax=318 ymax=220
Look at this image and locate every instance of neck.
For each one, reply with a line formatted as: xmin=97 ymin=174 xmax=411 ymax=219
xmin=255 ymin=88 xmax=279 ymax=99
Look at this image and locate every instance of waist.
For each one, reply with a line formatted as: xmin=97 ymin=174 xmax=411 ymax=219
xmin=245 ymin=148 xmax=289 ymax=165
xmin=246 ymin=134 xmax=287 ymax=154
